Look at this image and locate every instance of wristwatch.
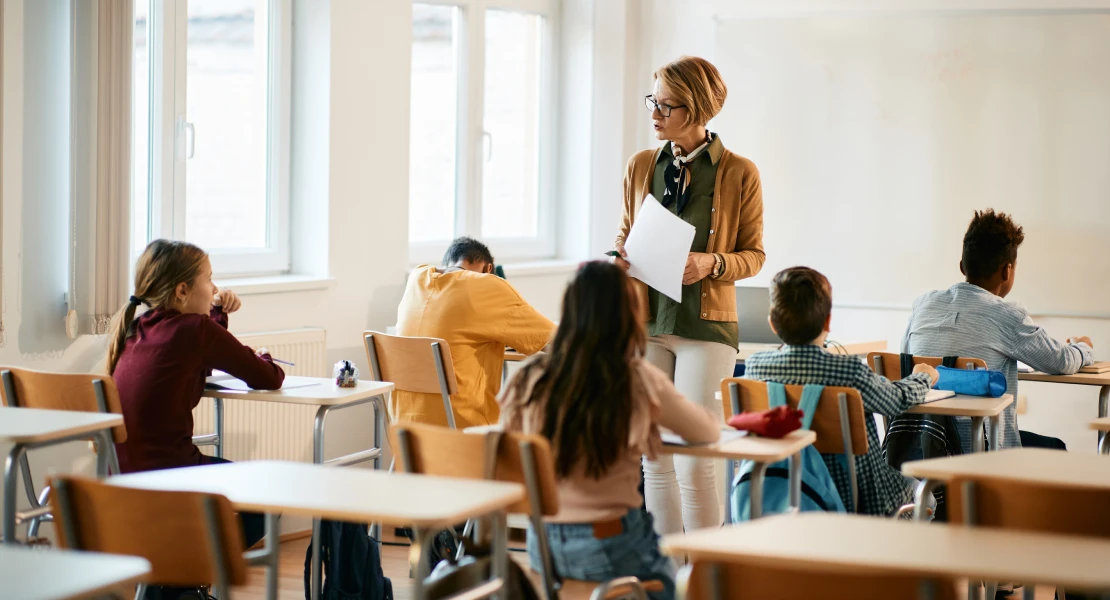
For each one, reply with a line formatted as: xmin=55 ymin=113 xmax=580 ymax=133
xmin=711 ymin=253 xmax=725 ymax=279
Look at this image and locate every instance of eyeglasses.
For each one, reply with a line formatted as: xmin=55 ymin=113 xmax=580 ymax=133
xmin=644 ymin=95 xmax=685 ymax=117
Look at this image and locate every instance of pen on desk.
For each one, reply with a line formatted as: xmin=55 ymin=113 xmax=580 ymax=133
xmin=270 ymin=357 xmax=296 ymax=367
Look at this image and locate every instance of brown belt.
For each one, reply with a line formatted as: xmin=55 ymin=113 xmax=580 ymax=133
xmin=591 ymin=517 xmax=624 ymax=539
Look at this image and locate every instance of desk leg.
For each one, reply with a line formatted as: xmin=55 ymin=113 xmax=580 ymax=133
xmin=988 ymin=416 xmax=1001 ymax=452
xmin=749 ymin=462 xmax=768 ymax=520
xmin=1099 ymin=386 xmax=1109 ymax=453
xmin=1101 ymin=433 xmax=1110 ymax=456
xmin=1022 ymin=586 xmax=1035 ymax=600
xmin=722 ymin=459 xmax=734 ymax=525
xmin=789 ymin=452 xmax=802 ymax=512
xmin=492 ymin=511 xmax=508 ymax=600
xmin=410 ymin=528 xmax=436 ymax=600
xmin=913 ymin=479 xmax=938 ymax=522
xmin=213 ymin=397 xmax=224 ymax=460
xmin=310 ymin=517 xmax=323 ymax=600
xmin=971 ymin=417 xmax=986 ymax=453
xmin=3 ymin=444 xmax=25 ymax=544
xmin=262 ymin=513 xmax=280 ymax=600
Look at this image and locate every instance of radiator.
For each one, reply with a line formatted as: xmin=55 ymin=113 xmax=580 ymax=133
xmin=193 ymin=327 xmax=327 ymax=462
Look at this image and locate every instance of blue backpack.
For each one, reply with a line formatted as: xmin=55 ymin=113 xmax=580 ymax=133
xmin=731 ymin=383 xmax=847 ymax=520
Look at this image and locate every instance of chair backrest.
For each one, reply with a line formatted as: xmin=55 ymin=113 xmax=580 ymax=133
xmin=680 ymin=561 xmax=957 ymax=600
xmin=866 ymin=352 xmax=987 ymax=380
xmin=363 ymin=331 xmax=459 ymax=395
xmin=720 ymin=378 xmax=868 ymax=455
xmin=48 ymin=475 xmax=247 ymax=588
xmin=947 ymin=475 xmax=1110 ymax=539
xmin=389 ymin=422 xmax=559 ymax=516
xmin=0 ymin=367 xmax=127 ymax=443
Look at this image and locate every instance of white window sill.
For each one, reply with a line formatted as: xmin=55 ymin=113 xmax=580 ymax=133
xmin=215 ymin=274 xmax=336 ymax=296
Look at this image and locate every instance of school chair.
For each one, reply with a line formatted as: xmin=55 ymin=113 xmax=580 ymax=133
xmin=48 ymin=475 xmax=247 ymax=600
xmin=0 ymin=367 xmax=127 ymax=539
xmin=948 ymin=475 xmax=1110 ymax=600
xmin=866 ymin=352 xmax=987 ymax=434
xmin=390 ymin=422 xmax=663 ymax=600
xmin=363 ymin=331 xmax=460 ymax=429
xmin=720 ymin=378 xmax=868 ymax=513
xmin=676 ymin=560 xmax=957 ymax=600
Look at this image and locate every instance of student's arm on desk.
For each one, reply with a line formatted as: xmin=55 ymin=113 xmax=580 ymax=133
xmin=201 ymin=316 xmax=286 ymax=390
xmin=641 ymin=362 xmax=719 ymax=444
xmin=853 ymin=361 xmax=934 ymax=418
xmin=1010 ymin=314 xmax=1093 ymax=375
xmin=489 ymin=280 xmax=556 ymax=355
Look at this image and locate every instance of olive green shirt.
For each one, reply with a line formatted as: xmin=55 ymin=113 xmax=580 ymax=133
xmin=647 ymin=135 xmax=739 ymax=349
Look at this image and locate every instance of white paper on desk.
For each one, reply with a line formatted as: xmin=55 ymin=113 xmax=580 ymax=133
xmin=624 ymin=195 xmax=696 ymax=302
xmin=206 ymin=374 xmax=321 ymax=392
xmin=921 ymin=389 xmax=957 ymax=403
xmin=661 ymin=428 xmax=747 ymax=447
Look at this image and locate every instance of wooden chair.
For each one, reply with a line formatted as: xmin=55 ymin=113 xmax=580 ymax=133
xmin=948 ymin=475 xmax=1110 ymax=600
xmin=364 ymin=331 xmax=460 ymax=429
xmin=720 ymin=378 xmax=868 ymax=513
xmin=48 ymin=475 xmax=247 ymax=600
xmin=866 ymin=351 xmax=987 ymax=439
xmin=391 ymin=422 xmax=662 ymax=600
xmin=0 ymin=367 xmax=127 ymax=538
xmin=677 ymin=560 xmax=957 ymax=600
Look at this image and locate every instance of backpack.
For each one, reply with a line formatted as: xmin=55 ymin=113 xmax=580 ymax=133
xmin=881 ymin=353 xmax=964 ymax=521
xmin=731 ymin=383 xmax=847 ymax=520
xmin=304 ymin=521 xmax=393 ymax=600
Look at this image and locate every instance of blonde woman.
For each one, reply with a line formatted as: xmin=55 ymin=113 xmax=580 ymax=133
xmin=611 ymin=56 xmax=765 ymax=534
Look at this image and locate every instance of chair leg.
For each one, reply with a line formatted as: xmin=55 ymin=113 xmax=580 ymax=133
xmin=134 ymin=583 xmax=147 ymax=600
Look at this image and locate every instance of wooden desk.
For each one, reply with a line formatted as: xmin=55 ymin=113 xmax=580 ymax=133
xmin=1 ymin=407 xmax=123 ymax=545
xmin=109 ymin=460 xmax=524 ymax=600
xmin=0 ymin=546 xmax=151 ymax=600
xmin=661 ymin=513 xmax=1110 ymax=596
xmin=202 ymin=378 xmax=394 ymax=466
xmin=736 ymin=340 xmax=887 ymax=362
xmin=1020 ymin=371 xmax=1110 ymax=451
xmin=906 ymin=394 xmax=1013 ymax=454
xmin=902 ymin=447 xmax=1110 ymax=520
xmin=503 ymin=348 xmax=527 ymax=362
xmin=665 ymin=430 xmax=817 ymax=521
xmin=1093 ymin=417 xmax=1110 ymax=454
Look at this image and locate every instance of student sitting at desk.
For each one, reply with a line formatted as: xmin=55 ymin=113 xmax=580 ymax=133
xmin=903 ymin=209 xmax=1094 ymax=451
xmin=396 ymin=236 xmax=554 ymax=429
xmin=500 ymin=262 xmax=718 ymax=599
xmin=745 ymin=267 xmax=939 ymax=516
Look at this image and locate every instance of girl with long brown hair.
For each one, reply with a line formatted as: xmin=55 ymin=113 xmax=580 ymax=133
xmin=499 ymin=262 xmax=718 ymax=599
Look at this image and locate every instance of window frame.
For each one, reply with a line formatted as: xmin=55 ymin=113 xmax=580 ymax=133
xmin=139 ymin=0 xmax=293 ymax=277
xmin=409 ymin=0 xmax=559 ymax=266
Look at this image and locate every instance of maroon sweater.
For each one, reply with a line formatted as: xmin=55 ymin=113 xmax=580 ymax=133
xmin=113 ymin=307 xmax=285 ymax=473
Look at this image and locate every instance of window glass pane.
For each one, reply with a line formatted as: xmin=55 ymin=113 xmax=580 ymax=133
xmin=482 ymin=10 xmax=542 ymax=239
xmin=185 ymin=0 xmax=269 ymax=250
xmin=131 ymin=0 xmax=150 ymax=256
xmin=410 ymin=4 xmax=458 ymax=244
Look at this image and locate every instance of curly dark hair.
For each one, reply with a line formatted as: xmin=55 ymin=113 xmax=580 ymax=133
xmin=962 ymin=209 xmax=1025 ymax=281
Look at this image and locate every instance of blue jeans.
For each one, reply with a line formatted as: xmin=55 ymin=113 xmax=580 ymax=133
xmin=527 ymin=509 xmax=676 ymax=600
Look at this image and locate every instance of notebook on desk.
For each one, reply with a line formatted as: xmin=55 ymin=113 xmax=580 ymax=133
xmin=662 ymin=428 xmax=748 ymax=447
xmin=1080 ymin=361 xmax=1110 ymax=374
xmin=206 ymin=374 xmax=321 ymax=392
xmin=922 ymin=389 xmax=957 ymax=403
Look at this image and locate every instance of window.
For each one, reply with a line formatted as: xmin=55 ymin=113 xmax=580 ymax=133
xmin=409 ymin=0 xmax=556 ymax=264
xmin=133 ymin=0 xmax=291 ymax=276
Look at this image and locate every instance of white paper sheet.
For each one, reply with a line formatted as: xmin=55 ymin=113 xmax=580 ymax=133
xmin=205 ymin=374 xmax=322 ymax=392
xmin=624 ymin=195 xmax=696 ymax=302
xmin=661 ymin=428 xmax=748 ymax=447
xmin=922 ymin=389 xmax=957 ymax=403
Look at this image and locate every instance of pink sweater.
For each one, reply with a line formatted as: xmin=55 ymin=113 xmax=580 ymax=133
xmin=499 ymin=358 xmax=719 ymax=522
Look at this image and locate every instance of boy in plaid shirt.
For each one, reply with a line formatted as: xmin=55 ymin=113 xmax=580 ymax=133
xmin=745 ymin=267 xmax=939 ymax=516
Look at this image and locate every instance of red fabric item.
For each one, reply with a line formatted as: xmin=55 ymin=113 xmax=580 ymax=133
xmin=113 ymin=307 xmax=285 ymax=473
xmin=727 ymin=405 xmax=803 ymax=439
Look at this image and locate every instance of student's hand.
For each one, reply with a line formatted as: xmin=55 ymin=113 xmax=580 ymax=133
xmin=1068 ymin=336 xmax=1094 ymax=348
xmin=682 ymin=252 xmax=716 ymax=285
xmin=912 ymin=363 xmax=940 ymax=387
xmin=610 ymin=244 xmax=630 ymax=271
xmin=213 ymin=288 xmax=242 ymax=313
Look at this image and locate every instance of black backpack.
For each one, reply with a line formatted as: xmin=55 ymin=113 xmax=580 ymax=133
xmin=881 ymin=354 xmax=964 ymax=521
xmin=304 ymin=520 xmax=393 ymax=600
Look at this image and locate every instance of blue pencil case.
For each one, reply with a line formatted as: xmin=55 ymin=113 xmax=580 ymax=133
xmin=934 ymin=366 xmax=1007 ymax=398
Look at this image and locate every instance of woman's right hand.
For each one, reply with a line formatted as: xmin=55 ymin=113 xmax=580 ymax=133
xmin=610 ymin=245 xmax=630 ymax=271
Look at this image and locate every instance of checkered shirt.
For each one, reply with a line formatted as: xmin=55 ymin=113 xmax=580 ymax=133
xmin=744 ymin=344 xmax=932 ymax=516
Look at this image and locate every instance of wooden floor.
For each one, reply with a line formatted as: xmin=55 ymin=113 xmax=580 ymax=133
xmin=229 ymin=533 xmax=1059 ymax=600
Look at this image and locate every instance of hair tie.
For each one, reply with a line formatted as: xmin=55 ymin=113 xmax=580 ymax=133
xmin=129 ymin=295 xmax=144 ymax=307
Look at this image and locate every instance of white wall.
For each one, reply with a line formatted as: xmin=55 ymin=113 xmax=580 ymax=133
xmin=637 ymin=0 xmax=1110 ymax=452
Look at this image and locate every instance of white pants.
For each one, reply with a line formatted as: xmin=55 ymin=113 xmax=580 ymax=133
xmin=642 ymin=334 xmax=736 ymax=535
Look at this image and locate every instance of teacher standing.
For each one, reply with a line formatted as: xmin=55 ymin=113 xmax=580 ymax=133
xmin=611 ymin=56 xmax=765 ymax=535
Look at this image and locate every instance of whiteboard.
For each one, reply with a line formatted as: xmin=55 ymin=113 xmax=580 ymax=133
xmin=714 ymin=12 xmax=1110 ymax=316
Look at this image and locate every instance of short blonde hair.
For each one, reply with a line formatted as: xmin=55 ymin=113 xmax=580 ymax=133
xmin=653 ymin=56 xmax=727 ymax=127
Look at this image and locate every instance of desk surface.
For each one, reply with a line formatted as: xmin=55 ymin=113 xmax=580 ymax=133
xmin=203 ymin=378 xmax=394 ymax=406
xmin=736 ymin=340 xmax=887 ymax=361
xmin=0 ymin=407 xmax=122 ymax=444
xmin=1019 ymin=371 xmax=1110 ymax=386
xmin=108 ymin=460 xmax=523 ymax=528
xmin=902 ymin=447 xmax=1110 ymax=489
xmin=905 ymin=394 xmax=1013 ymax=418
xmin=661 ymin=513 xmax=1110 ymax=591
xmin=1091 ymin=417 xmax=1110 ymax=432
xmin=0 ymin=546 xmax=150 ymax=600
xmin=503 ymin=348 xmax=527 ymax=362
xmin=664 ymin=429 xmax=816 ymax=463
